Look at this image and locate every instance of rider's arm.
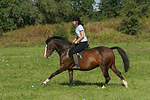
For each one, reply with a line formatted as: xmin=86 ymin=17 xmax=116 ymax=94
xmin=72 ymin=36 xmax=78 ymax=43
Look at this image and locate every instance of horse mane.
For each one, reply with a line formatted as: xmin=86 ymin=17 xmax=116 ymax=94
xmin=45 ymin=36 xmax=72 ymax=45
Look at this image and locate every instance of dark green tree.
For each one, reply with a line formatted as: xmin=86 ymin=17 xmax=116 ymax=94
xmin=9 ymin=0 xmax=45 ymax=27
xmin=53 ymin=24 xmax=69 ymax=39
xmin=70 ymin=0 xmax=95 ymax=18
xmin=119 ymin=0 xmax=142 ymax=35
xmin=136 ymin=0 xmax=150 ymax=3
xmin=36 ymin=0 xmax=72 ymax=24
xmin=99 ymin=0 xmax=122 ymax=19
xmin=136 ymin=0 xmax=150 ymax=17
xmin=0 ymin=0 xmax=14 ymax=32
xmin=0 ymin=0 xmax=46 ymax=32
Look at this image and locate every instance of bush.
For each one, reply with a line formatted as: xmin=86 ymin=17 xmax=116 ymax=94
xmin=53 ymin=24 xmax=68 ymax=39
xmin=70 ymin=24 xmax=76 ymax=35
xmin=118 ymin=0 xmax=142 ymax=35
xmin=119 ymin=17 xmax=141 ymax=35
xmin=0 ymin=31 xmax=2 ymax=36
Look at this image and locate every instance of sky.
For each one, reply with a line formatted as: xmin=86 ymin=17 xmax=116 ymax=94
xmin=93 ymin=0 xmax=100 ymax=11
xmin=95 ymin=0 xmax=100 ymax=3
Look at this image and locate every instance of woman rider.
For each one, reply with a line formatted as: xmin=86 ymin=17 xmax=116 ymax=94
xmin=72 ymin=15 xmax=88 ymax=69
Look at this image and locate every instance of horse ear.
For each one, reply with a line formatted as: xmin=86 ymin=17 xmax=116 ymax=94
xmin=46 ymin=36 xmax=50 ymax=44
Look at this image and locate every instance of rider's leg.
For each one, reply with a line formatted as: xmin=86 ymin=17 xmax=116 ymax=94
xmin=73 ymin=54 xmax=80 ymax=69
xmin=72 ymin=42 xmax=87 ymax=69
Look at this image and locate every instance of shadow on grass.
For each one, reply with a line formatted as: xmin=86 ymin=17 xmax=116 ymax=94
xmin=60 ymin=80 xmax=125 ymax=87
xmin=60 ymin=80 xmax=103 ymax=87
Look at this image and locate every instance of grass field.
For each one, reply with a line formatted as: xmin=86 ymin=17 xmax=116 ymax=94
xmin=0 ymin=43 xmax=150 ymax=100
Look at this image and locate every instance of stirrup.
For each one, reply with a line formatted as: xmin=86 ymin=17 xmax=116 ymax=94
xmin=73 ymin=65 xmax=80 ymax=69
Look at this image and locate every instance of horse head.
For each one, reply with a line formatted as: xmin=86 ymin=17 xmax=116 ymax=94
xmin=44 ymin=37 xmax=55 ymax=58
xmin=44 ymin=36 xmax=72 ymax=58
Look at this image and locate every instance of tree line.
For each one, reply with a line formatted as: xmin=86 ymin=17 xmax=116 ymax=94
xmin=0 ymin=0 xmax=150 ymax=35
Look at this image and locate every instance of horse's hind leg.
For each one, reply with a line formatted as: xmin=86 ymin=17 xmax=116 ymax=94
xmin=101 ymin=68 xmax=111 ymax=88
xmin=111 ymin=63 xmax=128 ymax=88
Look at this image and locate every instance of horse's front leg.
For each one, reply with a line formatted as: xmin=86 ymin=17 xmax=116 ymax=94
xmin=68 ymin=69 xmax=73 ymax=87
xmin=41 ymin=70 xmax=61 ymax=85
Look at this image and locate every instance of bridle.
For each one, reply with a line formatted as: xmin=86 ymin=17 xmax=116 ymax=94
xmin=47 ymin=42 xmax=71 ymax=54
xmin=45 ymin=42 xmax=54 ymax=57
xmin=48 ymin=42 xmax=54 ymax=51
xmin=56 ymin=47 xmax=71 ymax=53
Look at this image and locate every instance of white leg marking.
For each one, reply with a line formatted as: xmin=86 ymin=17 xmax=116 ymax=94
xmin=102 ymin=85 xmax=105 ymax=89
xmin=43 ymin=79 xmax=50 ymax=84
xmin=122 ymin=79 xmax=128 ymax=88
xmin=44 ymin=44 xmax=47 ymax=57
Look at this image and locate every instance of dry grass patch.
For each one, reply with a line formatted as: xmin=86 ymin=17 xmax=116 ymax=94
xmin=0 ymin=17 xmax=150 ymax=46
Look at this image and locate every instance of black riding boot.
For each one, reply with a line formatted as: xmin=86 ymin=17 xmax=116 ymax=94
xmin=73 ymin=54 xmax=80 ymax=69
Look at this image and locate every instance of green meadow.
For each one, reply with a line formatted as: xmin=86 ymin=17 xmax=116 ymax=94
xmin=0 ymin=43 xmax=150 ymax=100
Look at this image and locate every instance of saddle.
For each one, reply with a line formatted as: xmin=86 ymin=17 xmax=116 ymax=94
xmin=69 ymin=44 xmax=90 ymax=61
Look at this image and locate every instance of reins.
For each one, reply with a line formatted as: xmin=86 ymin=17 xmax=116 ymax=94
xmin=48 ymin=42 xmax=71 ymax=54
xmin=55 ymin=47 xmax=70 ymax=53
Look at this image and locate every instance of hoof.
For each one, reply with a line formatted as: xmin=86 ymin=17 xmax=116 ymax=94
xmin=41 ymin=83 xmax=46 ymax=86
xmin=122 ymin=80 xmax=128 ymax=88
xmin=102 ymin=85 xmax=105 ymax=89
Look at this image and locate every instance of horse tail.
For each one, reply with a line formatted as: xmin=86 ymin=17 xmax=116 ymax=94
xmin=110 ymin=47 xmax=129 ymax=72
